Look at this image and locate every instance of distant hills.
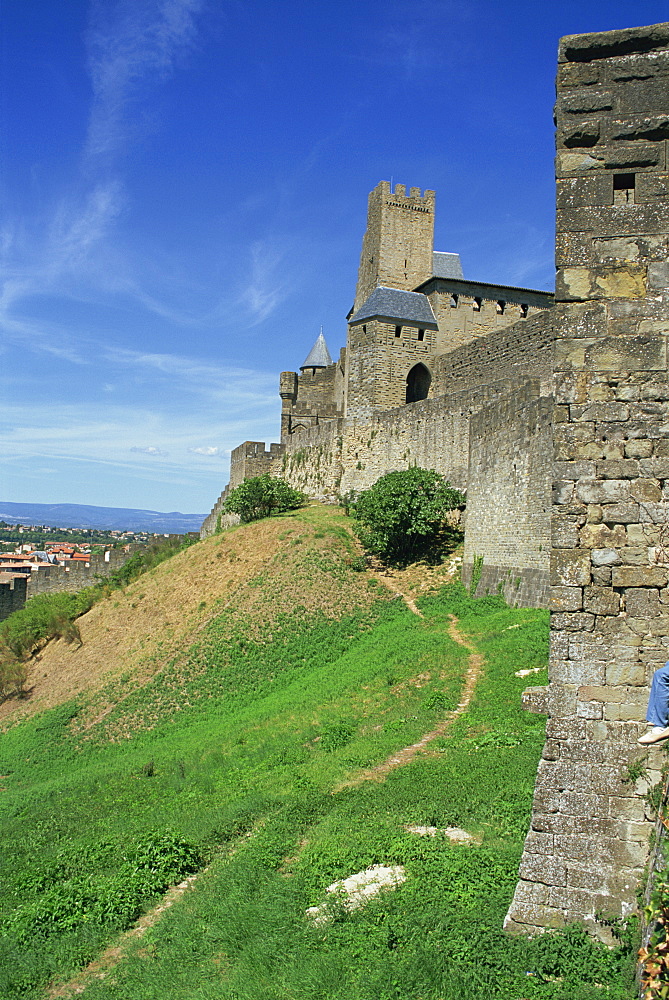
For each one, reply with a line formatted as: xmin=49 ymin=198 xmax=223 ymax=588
xmin=0 ymin=502 xmax=205 ymax=534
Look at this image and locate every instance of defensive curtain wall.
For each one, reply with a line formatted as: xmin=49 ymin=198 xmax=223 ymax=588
xmin=201 ymin=20 xmax=669 ymax=936
xmin=0 ymin=547 xmax=137 ymax=623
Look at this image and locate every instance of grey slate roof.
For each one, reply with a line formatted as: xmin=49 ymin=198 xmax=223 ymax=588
xmin=432 ymin=251 xmax=464 ymax=280
xmin=301 ymin=330 xmax=333 ymax=369
xmin=349 ymin=287 xmax=438 ymax=327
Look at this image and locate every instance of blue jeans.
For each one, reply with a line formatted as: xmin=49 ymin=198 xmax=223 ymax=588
xmin=647 ymin=662 xmax=669 ymax=727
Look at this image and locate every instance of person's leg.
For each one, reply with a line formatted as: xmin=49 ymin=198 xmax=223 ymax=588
xmin=639 ymin=663 xmax=669 ymax=744
xmin=647 ymin=663 xmax=669 ymax=727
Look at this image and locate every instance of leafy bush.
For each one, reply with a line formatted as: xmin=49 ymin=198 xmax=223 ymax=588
xmin=0 ymin=639 xmax=28 ymax=701
xmin=352 ymin=467 xmax=465 ymax=564
xmin=0 ymin=591 xmax=89 ymax=662
xmin=225 ymin=474 xmax=306 ymax=523
xmin=5 ymin=833 xmax=201 ymax=943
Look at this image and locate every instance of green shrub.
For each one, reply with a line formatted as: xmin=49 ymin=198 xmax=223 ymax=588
xmin=352 ymin=467 xmax=465 ymax=564
xmin=0 ymin=640 xmax=28 ymax=701
xmin=225 ymin=474 xmax=306 ymax=523
xmin=0 ymin=592 xmax=88 ymax=660
xmin=5 ymin=833 xmax=201 ymax=943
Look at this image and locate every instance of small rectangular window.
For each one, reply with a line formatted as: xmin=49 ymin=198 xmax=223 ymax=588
xmin=613 ymin=173 xmax=635 ymax=205
xmin=362 ymin=324 xmax=366 ymax=335
xmin=473 ymin=297 xmax=482 ymax=312
xmin=450 ymin=294 xmax=458 ymax=308
xmin=520 ymin=303 xmax=529 ymax=318
xmin=395 ymin=325 xmax=402 ymax=337
xmin=496 ymin=300 xmax=505 ymax=315
xmin=417 ymin=329 xmax=425 ymax=341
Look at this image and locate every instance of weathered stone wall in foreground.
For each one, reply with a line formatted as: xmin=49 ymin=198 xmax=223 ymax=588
xmin=505 ymin=20 xmax=669 ymax=939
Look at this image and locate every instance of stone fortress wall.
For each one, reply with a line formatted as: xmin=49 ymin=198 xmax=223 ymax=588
xmin=0 ymin=547 xmax=136 ymax=623
xmin=202 ymin=20 xmax=669 ymax=936
xmin=0 ymin=574 xmax=27 ymax=622
xmin=462 ymin=383 xmax=553 ymax=608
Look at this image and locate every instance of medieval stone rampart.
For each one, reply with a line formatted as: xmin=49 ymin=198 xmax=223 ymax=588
xmin=422 ymin=278 xmax=552 ymax=356
xmin=200 ymin=441 xmax=286 ymax=538
xmin=462 ymin=383 xmax=552 ymax=608
xmin=230 ymin=441 xmax=285 ymax=491
xmin=23 ymin=549 xmax=131 ymax=599
xmin=280 ymin=419 xmax=344 ymax=497
xmin=432 ymin=308 xmax=554 ymax=397
xmin=0 ymin=548 xmax=137 ymax=621
xmin=202 ymin=17 xmax=669 ymax=940
xmin=0 ymin=575 xmax=28 ymax=622
xmin=353 ymin=182 xmax=435 ymax=314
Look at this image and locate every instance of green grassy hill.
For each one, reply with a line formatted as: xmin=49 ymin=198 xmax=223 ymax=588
xmin=0 ymin=506 xmax=635 ymax=999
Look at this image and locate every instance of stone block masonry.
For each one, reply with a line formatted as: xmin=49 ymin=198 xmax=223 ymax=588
xmin=462 ymin=383 xmax=552 ymax=608
xmin=432 ymin=309 xmax=554 ymax=398
xmin=279 ymin=309 xmax=556 ymax=512
xmin=0 ymin=574 xmax=27 ymax=623
xmin=353 ymin=182 xmax=435 ymax=315
xmin=281 ymin=420 xmax=344 ymax=497
xmin=505 ymin=20 xmax=669 ymax=940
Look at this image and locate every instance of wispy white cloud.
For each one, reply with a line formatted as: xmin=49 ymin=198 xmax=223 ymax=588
xmin=0 ymin=401 xmax=276 ymax=472
xmin=364 ymin=0 xmax=472 ymax=80
xmin=85 ymin=0 xmax=203 ymax=160
xmin=131 ymin=445 xmax=169 ymax=456
xmin=0 ymin=311 xmax=90 ymax=364
xmin=47 ymin=182 xmax=124 ymax=273
xmin=0 ymin=0 xmax=207 ymax=359
xmin=237 ymin=240 xmax=289 ymax=325
xmin=189 ymin=446 xmax=221 ymax=456
xmin=102 ymin=345 xmax=278 ymax=404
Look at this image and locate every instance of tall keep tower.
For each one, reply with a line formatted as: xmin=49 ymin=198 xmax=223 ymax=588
xmin=352 ymin=181 xmax=436 ymax=315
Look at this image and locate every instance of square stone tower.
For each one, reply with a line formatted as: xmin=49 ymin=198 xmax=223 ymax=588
xmin=352 ymin=181 xmax=436 ymax=315
xmin=506 ymin=21 xmax=669 ymax=939
xmin=345 ymin=182 xmax=439 ymax=418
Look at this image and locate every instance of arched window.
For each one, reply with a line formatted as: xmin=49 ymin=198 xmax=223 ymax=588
xmin=406 ymin=363 xmax=431 ymax=404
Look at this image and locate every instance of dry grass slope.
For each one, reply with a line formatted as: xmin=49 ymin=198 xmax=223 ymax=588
xmin=0 ymin=506 xmax=381 ymax=729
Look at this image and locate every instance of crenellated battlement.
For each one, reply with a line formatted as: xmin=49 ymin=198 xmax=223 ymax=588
xmin=377 ymin=181 xmax=436 ymax=204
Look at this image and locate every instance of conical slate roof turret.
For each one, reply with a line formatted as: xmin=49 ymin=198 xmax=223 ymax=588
xmin=300 ymin=328 xmax=333 ymax=370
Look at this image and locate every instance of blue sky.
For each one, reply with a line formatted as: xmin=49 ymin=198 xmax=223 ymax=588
xmin=2 ymin=1 xmax=668 ymax=515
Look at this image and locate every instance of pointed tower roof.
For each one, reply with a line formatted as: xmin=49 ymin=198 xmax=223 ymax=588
xmin=300 ymin=329 xmax=333 ymax=370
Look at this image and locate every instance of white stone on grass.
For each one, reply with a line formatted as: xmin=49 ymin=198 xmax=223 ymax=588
xmin=306 ymin=865 xmax=406 ymax=925
xmin=514 ymin=666 xmax=543 ymax=678
xmin=404 ymin=824 xmax=481 ymax=844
